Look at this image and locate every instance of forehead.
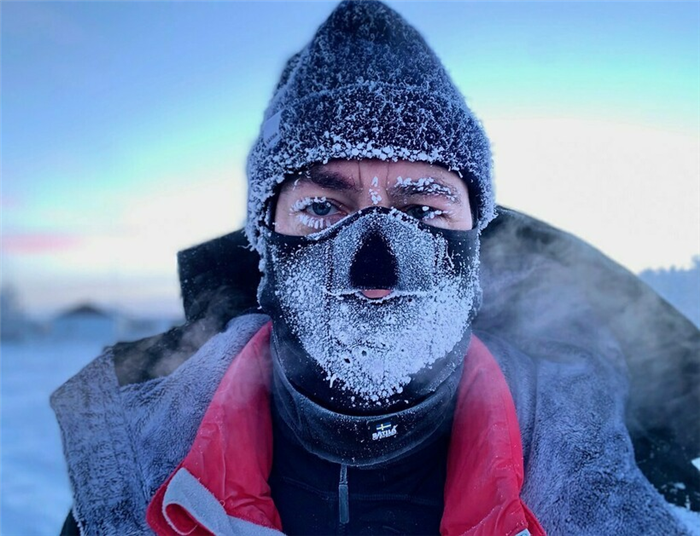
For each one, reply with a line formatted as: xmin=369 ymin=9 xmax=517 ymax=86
xmin=282 ymin=159 xmax=468 ymax=196
xmin=314 ymin=159 xmax=463 ymax=187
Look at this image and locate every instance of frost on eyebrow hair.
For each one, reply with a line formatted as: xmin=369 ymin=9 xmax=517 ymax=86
xmin=394 ymin=176 xmax=459 ymax=202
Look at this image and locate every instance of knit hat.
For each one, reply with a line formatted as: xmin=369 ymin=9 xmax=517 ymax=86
xmin=245 ymin=0 xmax=494 ymax=252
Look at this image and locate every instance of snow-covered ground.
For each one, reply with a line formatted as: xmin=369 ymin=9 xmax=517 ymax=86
xmin=1 ymin=340 xmax=105 ymax=536
xmin=1 ymin=334 xmax=698 ymax=536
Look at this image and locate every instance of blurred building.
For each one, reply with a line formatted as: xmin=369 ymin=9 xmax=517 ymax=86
xmin=52 ymin=304 xmax=120 ymax=342
xmin=50 ymin=302 xmax=182 ymax=344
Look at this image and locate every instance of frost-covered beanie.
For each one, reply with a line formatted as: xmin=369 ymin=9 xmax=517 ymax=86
xmin=245 ymin=0 xmax=494 ymax=252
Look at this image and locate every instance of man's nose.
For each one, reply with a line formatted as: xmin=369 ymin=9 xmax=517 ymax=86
xmin=349 ymin=230 xmax=398 ymax=291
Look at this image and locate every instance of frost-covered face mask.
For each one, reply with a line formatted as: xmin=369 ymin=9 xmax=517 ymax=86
xmin=259 ymin=206 xmax=481 ymax=414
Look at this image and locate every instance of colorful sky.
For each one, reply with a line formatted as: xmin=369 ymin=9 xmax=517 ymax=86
xmin=2 ymin=1 xmax=699 ymax=317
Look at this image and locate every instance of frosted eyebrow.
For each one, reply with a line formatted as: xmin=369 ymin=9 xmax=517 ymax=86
xmin=391 ymin=176 xmax=461 ymax=202
xmin=293 ymin=168 xmax=362 ymax=192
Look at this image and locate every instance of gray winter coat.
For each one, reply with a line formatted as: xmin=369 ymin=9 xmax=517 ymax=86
xmin=52 ymin=207 xmax=699 ymax=535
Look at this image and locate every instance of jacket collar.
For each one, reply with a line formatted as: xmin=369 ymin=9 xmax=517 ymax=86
xmin=146 ymin=322 xmax=544 ymax=536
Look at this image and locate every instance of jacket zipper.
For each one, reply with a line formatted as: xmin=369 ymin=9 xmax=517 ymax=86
xmin=338 ymin=463 xmax=349 ymax=534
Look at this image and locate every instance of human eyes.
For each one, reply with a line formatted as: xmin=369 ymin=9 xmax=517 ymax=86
xmin=307 ymin=199 xmax=337 ymax=217
xmin=289 ymin=196 xmax=344 ymax=231
xmin=403 ymin=205 xmax=451 ymax=222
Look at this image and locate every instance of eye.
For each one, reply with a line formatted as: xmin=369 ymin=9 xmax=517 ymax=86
xmin=309 ymin=200 xmax=336 ymax=217
xmin=289 ymin=196 xmax=345 ymax=232
xmin=403 ymin=205 xmax=451 ymax=223
xmin=404 ymin=205 xmax=434 ymax=220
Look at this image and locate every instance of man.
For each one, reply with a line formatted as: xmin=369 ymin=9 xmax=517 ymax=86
xmin=54 ymin=1 xmax=699 ymax=535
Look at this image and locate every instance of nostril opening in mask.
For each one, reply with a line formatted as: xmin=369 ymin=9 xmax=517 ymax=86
xmin=349 ymin=231 xmax=398 ymax=290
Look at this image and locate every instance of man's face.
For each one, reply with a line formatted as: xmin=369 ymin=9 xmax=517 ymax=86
xmin=274 ymin=159 xmax=473 ymax=234
xmin=263 ymin=159 xmax=479 ymax=405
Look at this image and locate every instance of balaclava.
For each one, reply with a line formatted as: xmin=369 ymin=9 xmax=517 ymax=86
xmin=246 ymin=0 xmax=494 ymax=465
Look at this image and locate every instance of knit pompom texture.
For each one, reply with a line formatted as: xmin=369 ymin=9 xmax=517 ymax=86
xmin=245 ymin=0 xmax=494 ymax=251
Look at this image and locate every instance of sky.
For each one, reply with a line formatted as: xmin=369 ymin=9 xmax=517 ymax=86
xmin=2 ymin=0 xmax=699 ymax=318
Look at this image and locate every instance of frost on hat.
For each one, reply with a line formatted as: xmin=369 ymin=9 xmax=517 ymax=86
xmin=245 ymin=0 xmax=494 ymax=251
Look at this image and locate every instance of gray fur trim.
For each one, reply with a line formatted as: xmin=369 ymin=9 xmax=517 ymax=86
xmin=51 ymin=314 xmax=269 ymax=535
xmin=245 ymin=0 xmax=494 ymax=252
xmin=51 ymin=350 xmax=148 ymax=535
xmin=482 ymin=329 xmax=693 ymax=536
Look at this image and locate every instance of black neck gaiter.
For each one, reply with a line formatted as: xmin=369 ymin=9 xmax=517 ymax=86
xmin=270 ymin=329 xmax=463 ymax=466
xmin=259 ymin=207 xmax=481 ymax=460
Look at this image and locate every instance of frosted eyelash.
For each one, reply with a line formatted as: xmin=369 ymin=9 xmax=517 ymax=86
xmin=290 ymin=196 xmax=328 ymax=212
xmin=419 ymin=207 xmax=451 ymax=220
xmin=297 ymin=213 xmax=332 ymax=230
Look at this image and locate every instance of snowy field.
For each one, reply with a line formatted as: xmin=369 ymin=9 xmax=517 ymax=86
xmin=1 ymin=334 xmax=698 ymax=536
xmin=1 ymin=340 xmax=105 ymax=536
